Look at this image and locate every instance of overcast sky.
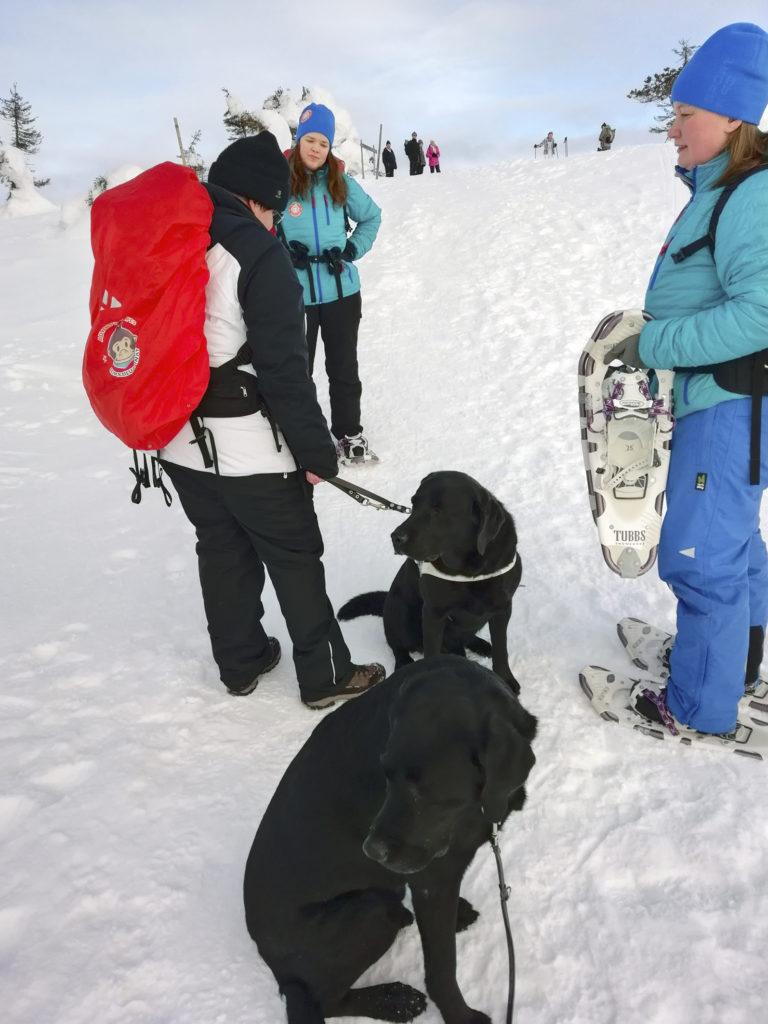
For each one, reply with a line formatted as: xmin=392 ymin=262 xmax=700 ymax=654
xmin=3 ymin=1 xmax=767 ymax=200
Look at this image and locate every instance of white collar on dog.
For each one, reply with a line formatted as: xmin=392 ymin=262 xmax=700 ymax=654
xmin=417 ymin=552 xmax=517 ymax=583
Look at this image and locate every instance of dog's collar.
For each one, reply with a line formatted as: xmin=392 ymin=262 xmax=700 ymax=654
xmin=417 ymin=553 xmax=517 ymax=583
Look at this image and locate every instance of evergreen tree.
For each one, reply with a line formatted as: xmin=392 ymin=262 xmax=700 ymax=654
xmin=0 ymin=83 xmax=42 ymax=152
xmin=0 ymin=84 xmax=48 ymax=187
xmin=627 ymin=40 xmax=697 ymax=133
xmin=86 ymin=175 xmax=109 ymax=207
xmin=182 ymin=128 xmax=207 ymax=180
xmin=221 ymin=88 xmax=267 ymax=140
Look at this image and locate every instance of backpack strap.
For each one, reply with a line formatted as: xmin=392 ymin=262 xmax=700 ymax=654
xmin=277 ymin=208 xmax=350 ymax=303
xmin=670 ymin=163 xmax=768 ymax=484
xmin=748 ymin=354 xmax=767 ymax=486
xmin=672 ymin=164 xmax=768 ymax=264
xmin=188 ymin=343 xmax=283 ymax=473
xmin=130 ymin=450 xmax=174 ymax=506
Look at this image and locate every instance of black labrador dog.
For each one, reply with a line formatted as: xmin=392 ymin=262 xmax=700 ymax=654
xmin=338 ymin=471 xmax=522 ymax=692
xmin=244 ymin=656 xmax=537 ymax=1023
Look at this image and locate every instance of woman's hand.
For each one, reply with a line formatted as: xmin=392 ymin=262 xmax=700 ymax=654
xmin=306 ymin=471 xmax=324 ymax=486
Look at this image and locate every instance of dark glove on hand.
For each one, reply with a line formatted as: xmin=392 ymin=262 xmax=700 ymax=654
xmin=342 ymin=240 xmax=357 ymax=261
xmin=603 ymin=333 xmax=648 ymax=369
xmin=288 ymin=240 xmax=310 ymax=269
xmin=323 ymin=246 xmax=343 ymax=274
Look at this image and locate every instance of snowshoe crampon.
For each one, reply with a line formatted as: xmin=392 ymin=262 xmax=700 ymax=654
xmin=578 ymin=310 xmax=674 ymax=578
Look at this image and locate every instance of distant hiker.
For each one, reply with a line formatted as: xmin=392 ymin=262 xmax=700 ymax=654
xmin=601 ymin=22 xmax=768 ymax=737
xmin=598 ymin=123 xmax=616 ymax=151
xmin=417 ymin=139 xmax=426 ymax=173
xmin=404 ymin=132 xmax=421 ymax=175
xmin=534 ymin=132 xmax=557 ymax=157
xmin=382 ymin=140 xmax=397 ymax=177
xmin=281 ymin=103 xmax=382 ymax=464
xmin=159 ymin=131 xmax=385 ymax=707
xmin=426 ymin=140 xmax=441 ymax=173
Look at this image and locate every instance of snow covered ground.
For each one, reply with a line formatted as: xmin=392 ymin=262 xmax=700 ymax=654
xmin=2 ymin=143 xmax=768 ymax=1024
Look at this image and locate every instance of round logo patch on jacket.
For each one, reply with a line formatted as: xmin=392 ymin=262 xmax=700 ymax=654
xmin=288 ymin=201 xmax=303 ymax=218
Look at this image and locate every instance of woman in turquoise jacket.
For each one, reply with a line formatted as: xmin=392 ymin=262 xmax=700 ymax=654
xmin=604 ymin=22 xmax=768 ymax=735
xmin=281 ymin=103 xmax=382 ymax=462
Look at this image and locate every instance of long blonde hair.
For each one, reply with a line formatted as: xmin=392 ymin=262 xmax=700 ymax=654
xmin=717 ymin=122 xmax=768 ymax=186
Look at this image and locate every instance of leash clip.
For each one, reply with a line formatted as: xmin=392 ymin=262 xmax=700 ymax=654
xmin=327 ymin=476 xmax=411 ymax=514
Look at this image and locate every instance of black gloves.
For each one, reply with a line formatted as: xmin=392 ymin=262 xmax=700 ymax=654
xmin=292 ymin=241 xmax=355 ymax=275
xmin=287 ymin=240 xmax=310 ymax=269
xmin=603 ymin=334 xmax=648 ymax=369
xmin=323 ymin=247 xmax=344 ymax=274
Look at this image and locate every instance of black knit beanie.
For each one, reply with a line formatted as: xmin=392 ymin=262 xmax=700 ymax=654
xmin=208 ymin=132 xmax=290 ymax=211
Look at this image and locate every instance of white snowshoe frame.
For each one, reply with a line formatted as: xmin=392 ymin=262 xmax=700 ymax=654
xmin=578 ymin=310 xmax=675 ymax=578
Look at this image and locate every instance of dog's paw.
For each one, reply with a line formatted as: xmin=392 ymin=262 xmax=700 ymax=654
xmin=344 ymin=981 xmax=426 ymax=1022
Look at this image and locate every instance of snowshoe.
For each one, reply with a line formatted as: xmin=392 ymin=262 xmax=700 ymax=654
xmin=617 ymin=616 xmax=768 ymax=720
xmin=337 ymin=432 xmax=379 ymax=466
xmin=579 ymin=665 xmax=768 ymax=759
xmin=578 ymin=310 xmax=674 ymax=577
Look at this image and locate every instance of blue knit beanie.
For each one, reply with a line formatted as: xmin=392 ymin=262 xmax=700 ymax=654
xmin=671 ymin=22 xmax=768 ymax=124
xmin=295 ymin=103 xmax=336 ymax=146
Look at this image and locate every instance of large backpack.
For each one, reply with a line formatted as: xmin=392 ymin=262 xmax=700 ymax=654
xmin=83 ymin=162 xmax=213 ymax=454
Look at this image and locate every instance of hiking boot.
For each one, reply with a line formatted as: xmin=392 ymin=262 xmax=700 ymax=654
xmin=629 ymin=677 xmax=740 ymax=739
xmin=225 ymin=637 xmax=281 ymax=696
xmin=338 ymin=432 xmax=370 ymax=462
xmin=629 ymin=677 xmax=673 ymax=728
xmin=302 ymin=662 xmax=386 ymax=709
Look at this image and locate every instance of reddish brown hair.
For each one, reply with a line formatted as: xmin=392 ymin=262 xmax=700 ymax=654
xmin=288 ymin=146 xmax=348 ymax=207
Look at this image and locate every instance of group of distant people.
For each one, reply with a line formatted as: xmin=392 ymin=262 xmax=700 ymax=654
xmin=381 ymin=133 xmax=441 ymax=177
xmin=534 ymin=123 xmax=616 ymax=158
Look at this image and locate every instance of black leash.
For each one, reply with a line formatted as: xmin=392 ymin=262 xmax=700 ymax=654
xmin=327 ymin=476 xmax=411 ymax=514
xmin=489 ymin=823 xmax=516 ymax=1024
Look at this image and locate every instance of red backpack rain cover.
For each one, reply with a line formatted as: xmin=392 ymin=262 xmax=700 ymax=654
xmin=83 ymin=162 xmax=213 ymax=450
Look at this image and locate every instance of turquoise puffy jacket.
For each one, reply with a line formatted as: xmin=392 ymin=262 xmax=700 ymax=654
xmin=641 ymin=152 xmax=768 ymax=418
xmin=280 ymin=166 xmax=381 ymax=306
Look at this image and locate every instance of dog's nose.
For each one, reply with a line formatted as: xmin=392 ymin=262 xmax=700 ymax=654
xmin=362 ymin=833 xmax=390 ymax=865
xmin=391 ymin=528 xmax=408 ymax=550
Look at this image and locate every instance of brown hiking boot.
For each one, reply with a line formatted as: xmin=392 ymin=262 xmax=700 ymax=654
xmin=302 ymin=662 xmax=386 ymax=709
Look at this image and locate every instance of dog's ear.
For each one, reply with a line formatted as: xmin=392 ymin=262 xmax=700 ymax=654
xmin=478 ymin=701 xmax=537 ymax=822
xmin=474 ymin=491 xmax=508 ymax=555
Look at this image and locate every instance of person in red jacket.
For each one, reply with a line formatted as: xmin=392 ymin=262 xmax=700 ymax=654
xmin=160 ymin=133 xmax=384 ymax=707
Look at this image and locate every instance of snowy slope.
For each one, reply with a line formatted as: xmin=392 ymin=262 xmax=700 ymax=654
xmin=2 ymin=143 xmax=768 ymax=1024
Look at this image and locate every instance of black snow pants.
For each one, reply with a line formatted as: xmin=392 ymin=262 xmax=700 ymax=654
xmin=305 ymin=290 xmax=363 ymax=440
xmin=161 ymin=463 xmax=352 ymax=698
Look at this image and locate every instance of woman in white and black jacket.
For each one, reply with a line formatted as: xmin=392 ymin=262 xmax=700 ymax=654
xmin=160 ymin=132 xmax=384 ymax=707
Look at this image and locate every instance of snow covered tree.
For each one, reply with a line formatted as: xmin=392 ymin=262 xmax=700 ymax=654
xmin=86 ymin=175 xmax=109 ymax=207
xmin=1 ymin=83 xmax=42 ymax=151
xmin=217 ymin=85 xmax=363 ymax=176
xmin=627 ymin=40 xmax=697 ymax=133
xmin=180 ymin=128 xmax=207 ymax=180
xmin=0 ymin=84 xmax=48 ymax=186
xmin=222 ymin=88 xmax=267 ymax=139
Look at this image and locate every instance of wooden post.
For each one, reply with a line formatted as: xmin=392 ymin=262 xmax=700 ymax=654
xmin=173 ymin=118 xmax=187 ymax=166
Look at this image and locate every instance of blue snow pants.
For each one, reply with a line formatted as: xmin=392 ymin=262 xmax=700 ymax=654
xmin=659 ymin=396 xmax=768 ymax=733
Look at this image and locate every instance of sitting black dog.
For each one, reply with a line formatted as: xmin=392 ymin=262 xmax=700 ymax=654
xmin=244 ymin=656 xmax=537 ymax=1023
xmin=338 ymin=471 xmax=522 ymax=692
